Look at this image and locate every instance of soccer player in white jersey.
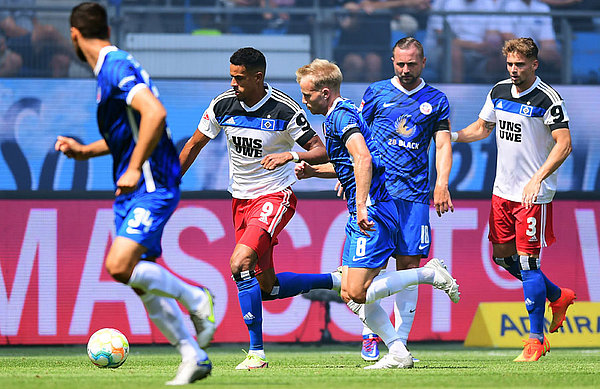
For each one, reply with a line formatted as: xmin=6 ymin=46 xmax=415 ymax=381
xmin=451 ymin=37 xmax=575 ymax=361
xmin=179 ymin=48 xmax=336 ymax=369
xmin=55 ymin=3 xmax=214 ymax=385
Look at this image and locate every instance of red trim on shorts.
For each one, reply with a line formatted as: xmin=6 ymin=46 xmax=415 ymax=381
xmin=488 ymin=194 xmax=555 ymax=254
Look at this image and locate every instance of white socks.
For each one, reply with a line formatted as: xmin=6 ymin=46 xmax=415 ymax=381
xmin=128 ymin=261 xmax=206 ymax=312
xmin=393 ymin=284 xmax=418 ymax=345
xmin=140 ymin=293 xmax=207 ymax=362
xmin=361 ymin=302 xmax=410 ymax=358
xmin=365 ymin=269 xmax=419 ymax=304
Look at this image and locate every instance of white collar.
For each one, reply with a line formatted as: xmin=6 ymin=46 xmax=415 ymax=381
xmin=512 ymin=76 xmax=540 ymax=98
xmin=94 ymin=45 xmax=118 ymax=76
xmin=391 ymin=77 xmax=425 ymax=95
xmin=326 ymin=96 xmax=344 ymax=117
xmin=240 ymin=83 xmax=272 ymax=111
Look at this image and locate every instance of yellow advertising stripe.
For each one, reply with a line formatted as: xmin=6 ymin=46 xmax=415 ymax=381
xmin=464 ymin=302 xmax=600 ymax=348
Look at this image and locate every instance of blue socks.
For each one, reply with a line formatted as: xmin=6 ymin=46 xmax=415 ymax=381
xmin=265 ymin=272 xmax=333 ymax=300
xmin=542 ymin=272 xmax=561 ymax=302
xmin=500 ymin=254 xmax=561 ymax=302
xmin=521 ymin=268 xmax=546 ymax=342
xmin=236 ymin=278 xmax=263 ymax=351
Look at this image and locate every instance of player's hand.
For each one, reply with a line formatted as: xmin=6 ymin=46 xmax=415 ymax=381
xmin=115 ymin=168 xmax=141 ymax=196
xmin=433 ymin=185 xmax=454 ymax=217
xmin=261 ymin=152 xmax=292 ymax=170
xmin=55 ymin=136 xmax=85 ymax=160
xmin=356 ymin=204 xmax=375 ymax=236
xmin=295 ymin=161 xmax=315 ymax=179
xmin=522 ymin=178 xmax=541 ymax=209
xmin=334 ymin=180 xmax=346 ymax=200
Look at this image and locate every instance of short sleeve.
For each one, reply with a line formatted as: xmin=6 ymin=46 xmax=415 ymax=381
xmin=110 ymin=60 xmax=148 ymax=106
xmin=333 ymin=107 xmax=361 ymax=144
xmin=287 ymin=110 xmax=317 ymax=146
xmin=197 ymin=100 xmax=221 ymax=139
xmin=479 ymin=91 xmax=496 ymax=123
xmin=435 ymin=94 xmax=450 ymax=132
xmin=544 ymin=100 xmax=570 ymax=130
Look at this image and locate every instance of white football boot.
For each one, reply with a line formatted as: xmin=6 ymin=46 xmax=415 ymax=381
xmin=165 ymin=358 xmax=212 ymax=385
xmin=364 ymin=353 xmax=414 ymax=369
xmin=424 ymin=258 xmax=460 ymax=303
xmin=189 ymin=287 xmax=217 ymax=348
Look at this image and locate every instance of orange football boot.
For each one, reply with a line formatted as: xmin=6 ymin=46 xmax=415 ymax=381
xmin=549 ymin=288 xmax=576 ymax=333
xmin=513 ymin=337 xmax=550 ymax=362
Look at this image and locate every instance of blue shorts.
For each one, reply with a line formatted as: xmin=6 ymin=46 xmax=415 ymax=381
xmin=113 ymin=187 xmax=180 ymax=258
xmin=393 ymin=198 xmax=430 ymax=257
xmin=342 ymin=200 xmax=399 ymax=269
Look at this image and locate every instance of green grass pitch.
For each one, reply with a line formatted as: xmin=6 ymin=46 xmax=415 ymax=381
xmin=2 ymin=343 xmax=599 ymax=388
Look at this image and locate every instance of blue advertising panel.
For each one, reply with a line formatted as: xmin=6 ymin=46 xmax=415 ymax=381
xmin=0 ymin=79 xmax=598 ymax=195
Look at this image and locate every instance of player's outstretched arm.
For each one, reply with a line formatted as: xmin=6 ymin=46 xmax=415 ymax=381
xmin=116 ymin=87 xmax=166 ymax=196
xmin=522 ymin=128 xmax=572 ymax=208
xmin=433 ymin=130 xmax=454 ymax=217
xmin=179 ymin=129 xmax=211 ymax=176
xmin=295 ymin=161 xmax=337 ymax=179
xmin=451 ymin=118 xmax=494 ymax=143
xmin=261 ymin=134 xmax=328 ymax=170
xmin=55 ymin=136 xmax=109 ymax=160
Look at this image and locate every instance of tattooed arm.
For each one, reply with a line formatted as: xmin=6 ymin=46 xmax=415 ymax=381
xmin=452 ymin=118 xmax=495 ymax=143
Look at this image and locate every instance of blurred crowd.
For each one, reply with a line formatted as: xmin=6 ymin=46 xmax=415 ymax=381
xmin=1 ymin=0 xmax=599 ymax=83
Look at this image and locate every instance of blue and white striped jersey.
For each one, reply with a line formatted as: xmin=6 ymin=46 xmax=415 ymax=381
xmin=324 ymin=98 xmax=390 ymax=214
xmin=95 ymin=46 xmax=180 ymax=194
xmin=361 ymin=78 xmax=450 ymax=204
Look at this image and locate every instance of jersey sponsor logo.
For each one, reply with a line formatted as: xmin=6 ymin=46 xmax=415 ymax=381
xmin=419 ymin=102 xmax=433 ymax=115
xmin=383 ymin=102 xmax=397 ymax=108
xmin=261 ymin=118 xmax=275 ymax=130
xmin=225 ymin=117 xmax=236 ymax=125
xmin=231 ymin=136 xmax=263 ymax=157
xmin=519 ymin=104 xmax=533 ymax=117
xmin=498 ymin=120 xmax=522 ymax=143
xmin=394 ymin=115 xmax=416 ymax=138
xmin=496 ymin=100 xmax=503 ymax=109
xmin=387 ymin=138 xmax=420 ymax=149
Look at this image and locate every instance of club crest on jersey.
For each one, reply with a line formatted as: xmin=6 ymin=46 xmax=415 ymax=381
xmin=261 ymin=118 xmax=275 ymax=130
xmin=519 ymin=104 xmax=533 ymax=117
xmin=419 ymin=102 xmax=432 ymax=115
xmin=395 ymin=115 xmax=415 ymax=138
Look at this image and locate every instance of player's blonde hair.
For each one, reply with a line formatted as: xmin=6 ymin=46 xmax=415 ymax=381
xmin=296 ymin=59 xmax=343 ymax=92
xmin=502 ymin=37 xmax=539 ymax=60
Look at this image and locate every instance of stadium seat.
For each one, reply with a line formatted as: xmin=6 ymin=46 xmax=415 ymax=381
xmin=571 ymin=32 xmax=600 ymax=84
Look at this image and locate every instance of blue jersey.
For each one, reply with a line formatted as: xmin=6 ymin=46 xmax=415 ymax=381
xmin=323 ymin=98 xmax=390 ymax=213
xmin=95 ymin=46 xmax=180 ymax=194
xmin=361 ymin=78 xmax=450 ymax=204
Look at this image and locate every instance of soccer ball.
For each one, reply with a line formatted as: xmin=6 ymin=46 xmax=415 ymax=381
xmin=87 ymin=328 xmax=130 ymax=368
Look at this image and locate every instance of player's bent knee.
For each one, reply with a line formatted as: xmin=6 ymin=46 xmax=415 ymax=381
xmin=347 ymin=288 xmax=367 ymax=304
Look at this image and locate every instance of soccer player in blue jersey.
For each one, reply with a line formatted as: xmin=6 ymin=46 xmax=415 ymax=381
xmin=55 ymin=3 xmax=213 ymax=384
xmin=356 ymin=37 xmax=454 ymax=360
xmin=450 ymin=38 xmax=575 ymax=362
xmin=295 ymin=59 xmax=459 ymax=369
